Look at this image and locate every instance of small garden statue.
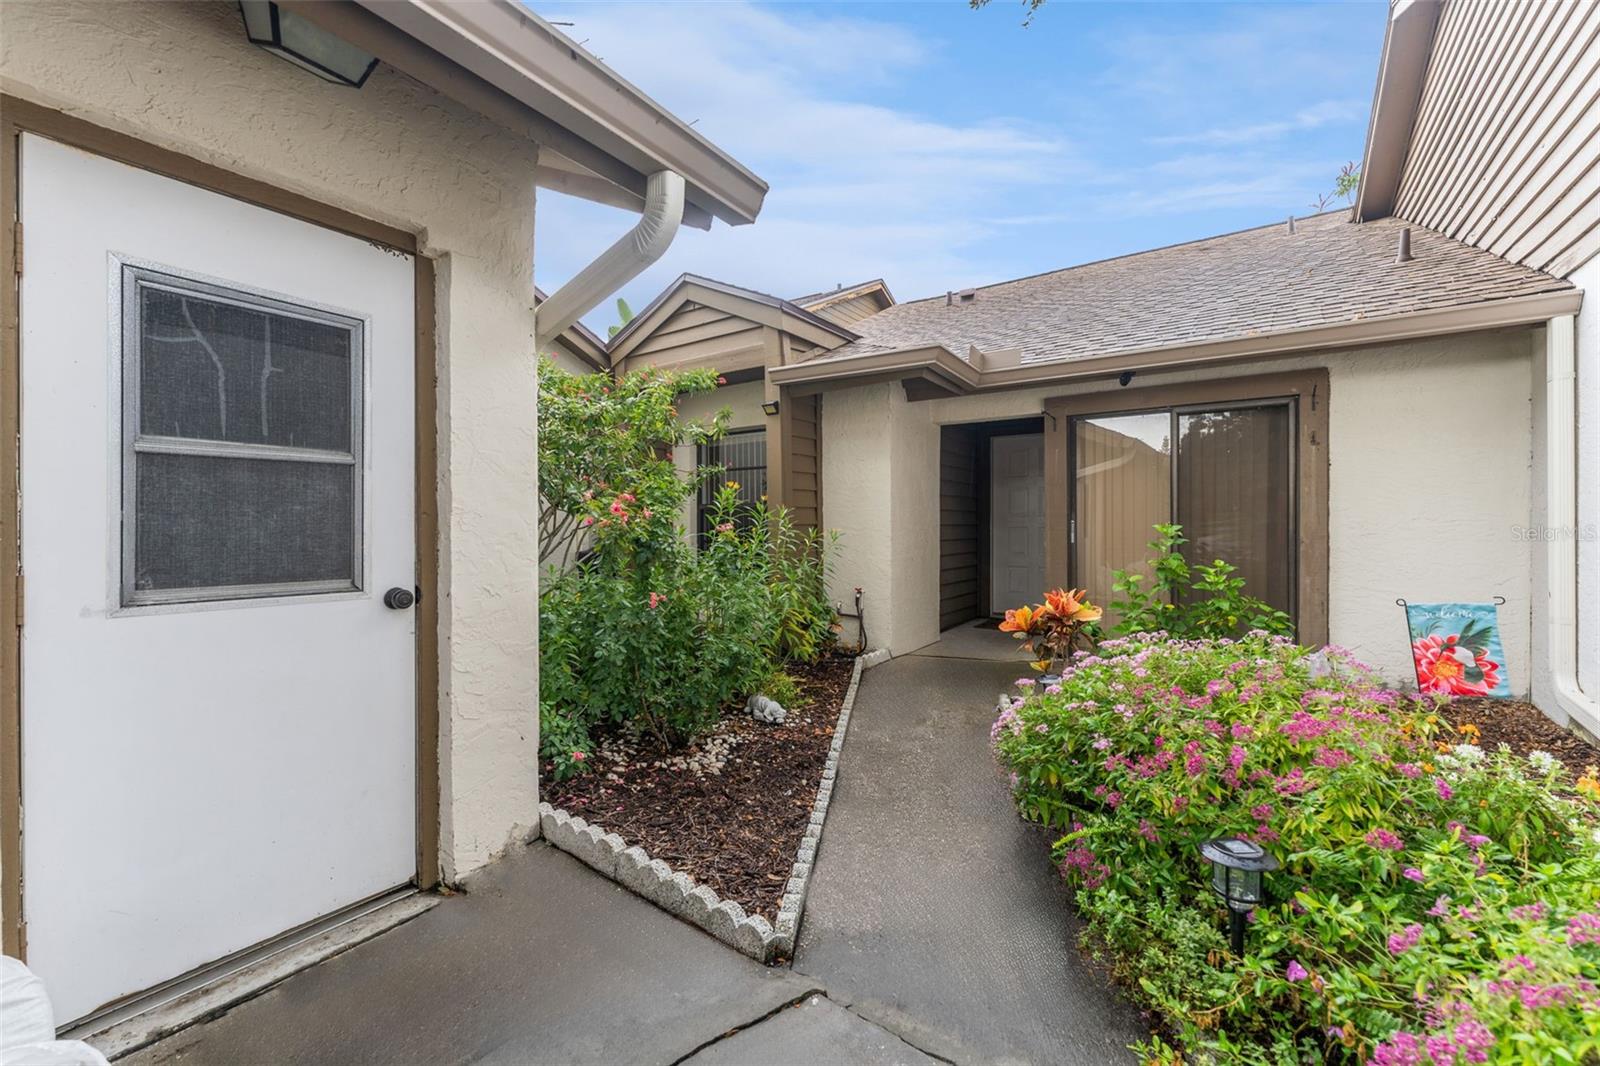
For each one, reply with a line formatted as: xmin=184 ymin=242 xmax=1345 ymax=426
xmin=998 ymin=588 xmax=1102 ymax=676
xmin=747 ymin=693 xmax=786 ymax=724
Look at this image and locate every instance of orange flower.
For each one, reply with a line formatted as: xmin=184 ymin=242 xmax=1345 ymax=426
xmin=1044 ymin=587 xmax=1103 ymax=624
xmin=999 ymin=604 xmax=1044 ymax=635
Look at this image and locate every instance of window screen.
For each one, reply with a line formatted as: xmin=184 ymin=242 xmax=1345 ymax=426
xmin=698 ymin=429 xmax=768 ymax=544
xmin=121 ymin=265 xmax=364 ymax=605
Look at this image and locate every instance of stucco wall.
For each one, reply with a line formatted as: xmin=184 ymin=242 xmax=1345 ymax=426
xmin=1 ymin=0 xmax=542 ymax=880
xmin=820 ymin=385 xmax=896 ymax=650
xmin=824 ymin=329 xmax=1539 ymax=693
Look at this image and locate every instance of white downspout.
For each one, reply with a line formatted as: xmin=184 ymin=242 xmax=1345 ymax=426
xmin=536 ymin=170 xmax=685 ymax=352
xmin=1545 ymin=314 xmax=1600 ymax=738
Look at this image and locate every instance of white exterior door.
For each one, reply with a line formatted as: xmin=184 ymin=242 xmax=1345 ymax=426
xmin=991 ymin=433 xmax=1046 ymax=612
xmin=19 ymin=135 xmax=417 ymax=1024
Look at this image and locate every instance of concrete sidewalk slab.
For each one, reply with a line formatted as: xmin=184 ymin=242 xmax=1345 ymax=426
xmin=793 ymin=652 xmax=1149 ymax=1064
xmin=681 ymin=995 xmax=937 ymax=1066
xmin=124 ymin=844 xmax=817 ymax=1066
xmin=914 ymin=620 xmax=1028 ymax=662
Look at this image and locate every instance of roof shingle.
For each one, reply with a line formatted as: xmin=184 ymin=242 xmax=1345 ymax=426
xmin=812 ymin=212 xmax=1573 ymax=368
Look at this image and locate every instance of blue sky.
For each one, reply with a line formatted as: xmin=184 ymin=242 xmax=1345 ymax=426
xmin=533 ymin=1 xmax=1388 ymax=333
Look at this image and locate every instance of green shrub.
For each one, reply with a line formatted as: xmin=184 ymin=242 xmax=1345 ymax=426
xmin=539 ymin=700 xmax=593 ymax=783
xmin=769 ymin=514 xmax=840 ymax=663
xmin=1109 ymin=524 xmax=1294 ymax=641
xmin=536 ymin=357 xmax=725 ymax=571
xmin=540 ymin=478 xmax=838 ymax=755
xmin=992 ymin=634 xmax=1600 ymax=1063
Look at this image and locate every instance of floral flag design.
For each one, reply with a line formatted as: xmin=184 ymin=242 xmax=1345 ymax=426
xmin=1403 ymin=602 xmax=1511 ymax=698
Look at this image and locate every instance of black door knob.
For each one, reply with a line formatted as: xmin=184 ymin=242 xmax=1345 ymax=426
xmin=383 ymin=587 xmax=416 ymax=610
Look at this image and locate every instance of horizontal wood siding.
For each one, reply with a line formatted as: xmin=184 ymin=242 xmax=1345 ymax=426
xmin=1395 ymin=0 xmax=1600 ymax=274
xmin=785 ymin=393 xmax=822 ymax=531
xmin=940 ymin=425 xmax=983 ymax=631
xmin=808 ymin=292 xmax=886 ymax=327
xmin=634 ymin=302 xmax=764 ymax=359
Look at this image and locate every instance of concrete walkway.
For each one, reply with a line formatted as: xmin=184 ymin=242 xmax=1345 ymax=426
xmin=123 ymin=627 xmax=1146 ymax=1065
xmin=791 ymin=632 xmax=1149 ymax=1064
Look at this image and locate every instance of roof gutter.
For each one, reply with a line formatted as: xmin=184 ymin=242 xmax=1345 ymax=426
xmin=350 ymin=0 xmax=767 ymax=226
xmin=536 ymin=170 xmax=684 ymax=351
xmin=1542 ymin=314 xmax=1600 ymax=738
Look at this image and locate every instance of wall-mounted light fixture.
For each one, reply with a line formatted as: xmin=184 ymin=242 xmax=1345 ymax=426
xmin=240 ymin=2 xmax=379 ymax=88
xmin=762 ymin=399 xmax=781 ymax=417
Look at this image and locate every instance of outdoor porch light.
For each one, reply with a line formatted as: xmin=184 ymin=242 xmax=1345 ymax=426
xmin=762 ymin=399 xmax=781 ymax=416
xmin=240 ymin=2 xmax=379 ymax=88
xmin=1200 ymin=837 xmax=1279 ymax=957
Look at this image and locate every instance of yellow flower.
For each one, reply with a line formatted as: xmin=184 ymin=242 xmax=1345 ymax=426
xmin=725 ymin=480 xmax=740 ymax=490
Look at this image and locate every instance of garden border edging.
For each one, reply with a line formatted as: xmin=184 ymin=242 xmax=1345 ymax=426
xmin=537 ymin=648 xmax=887 ymax=962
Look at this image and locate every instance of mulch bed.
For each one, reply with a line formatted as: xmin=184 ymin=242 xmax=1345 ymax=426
xmin=1433 ymin=696 xmax=1600 ymax=783
xmin=543 ymin=652 xmax=857 ymax=920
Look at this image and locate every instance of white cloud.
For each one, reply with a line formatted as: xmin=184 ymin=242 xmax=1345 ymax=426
xmin=1150 ymin=99 xmax=1368 ymax=147
xmin=531 ymin=1 xmax=1379 ymax=321
xmin=535 ymin=1 xmax=1080 ymax=314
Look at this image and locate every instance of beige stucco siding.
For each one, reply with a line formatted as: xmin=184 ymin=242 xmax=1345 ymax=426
xmin=820 ymin=385 xmax=898 ymax=650
xmin=825 ymin=329 xmax=1538 ymax=693
xmin=1 ymin=0 xmax=541 ymax=879
xmin=1395 ymin=0 xmax=1600 ymax=276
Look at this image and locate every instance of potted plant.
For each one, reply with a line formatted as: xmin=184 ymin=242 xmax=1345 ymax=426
xmin=998 ymin=588 xmax=1102 ymax=683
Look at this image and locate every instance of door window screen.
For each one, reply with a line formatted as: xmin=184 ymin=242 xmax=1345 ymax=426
xmin=698 ymin=429 xmax=767 ymax=543
xmin=121 ymin=265 xmax=364 ymax=605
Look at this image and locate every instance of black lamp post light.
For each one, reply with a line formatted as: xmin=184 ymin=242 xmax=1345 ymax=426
xmin=239 ymin=2 xmax=379 ymax=88
xmin=1200 ymin=837 xmax=1279 ymax=958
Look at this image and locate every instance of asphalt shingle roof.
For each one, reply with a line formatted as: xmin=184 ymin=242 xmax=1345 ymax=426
xmin=813 ymin=212 xmax=1573 ymax=368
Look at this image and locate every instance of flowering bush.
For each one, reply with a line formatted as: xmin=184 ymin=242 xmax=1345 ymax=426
xmin=538 ymin=358 xmax=841 ymax=770
xmin=542 ymin=481 xmax=838 ymax=758
xmin=991 ymin=634 xmax=1600 ymax=1063
xmin=537 ymin=357 xmax=726 ymax=571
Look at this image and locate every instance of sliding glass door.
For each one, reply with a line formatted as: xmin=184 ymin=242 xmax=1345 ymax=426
xmin=1072 ymin=401 xmax=1296 ymax=627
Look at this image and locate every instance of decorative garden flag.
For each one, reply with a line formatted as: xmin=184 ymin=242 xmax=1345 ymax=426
xmin=1403 ymin=602 xmax=1512 ymax=698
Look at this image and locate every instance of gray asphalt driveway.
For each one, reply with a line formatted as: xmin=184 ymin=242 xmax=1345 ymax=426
xmin=792 ymin=632 xmax=1150 ymax=1064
